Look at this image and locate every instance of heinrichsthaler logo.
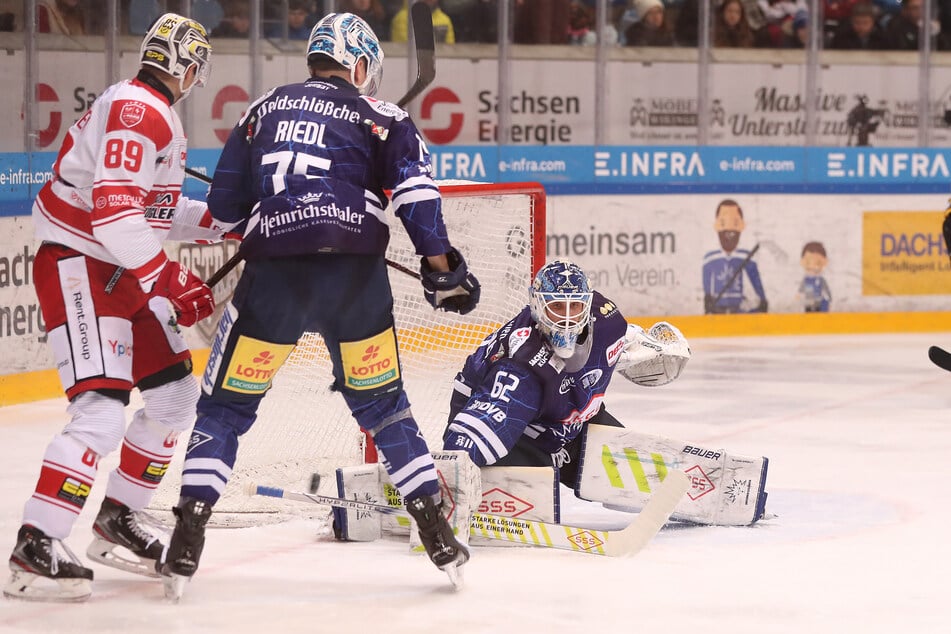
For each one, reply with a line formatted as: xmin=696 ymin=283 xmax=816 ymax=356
xmin=261 ymin=201 xmax=366 ymax=237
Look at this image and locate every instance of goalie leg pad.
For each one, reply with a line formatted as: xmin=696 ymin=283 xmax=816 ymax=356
xmin=333 ymin=463 xmax=387 ymax=542
xmin=469 ymin=466 xmax=559 ymax=547
xmin=408 ymin=451 xmax=480 ymax=553
xmin=576 ymin=424 xmax=769 ymax=526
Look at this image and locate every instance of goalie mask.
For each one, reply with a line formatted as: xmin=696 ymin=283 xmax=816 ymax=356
xmin=140 ymin=13 xmax=212 ymax=102
xmin=530 ymin=260 xmax=593 ymax=359
xmin=307 ymin=12 xmax=384 ymax=97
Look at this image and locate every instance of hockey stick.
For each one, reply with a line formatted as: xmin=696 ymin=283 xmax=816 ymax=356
xmin=708 ymin=242 xmax=761 ymax=312
xmin=200 ymin=6 xmax=434 ymax=288
xmin=396 ymin=1 xmax=436 ymax=109
xmin=249 ymin=469 xmax=688 ymax=557
xmin=928 ymin=346 xmax=951 ymax=372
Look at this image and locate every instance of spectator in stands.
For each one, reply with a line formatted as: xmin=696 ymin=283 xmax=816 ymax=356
xmin=339 ymin=0 xmax=387 ymax=40
xmin=624 ymin=0 xmax=674 ymax=46
xmin=568 ymin=0 xmax=597 ymax=44
xmin=38 ymin=0 xmax=86 ymax=34
xmin=783 ymin=9 xmax=810 ymax=46
xmin=514 ymin=0 xmax=571 ymax=44
xmin=715 ymin=0 xmax=756 ymax=47
xmin=757 ymin=0 xmax=807 ymax=45
xmin=266 ymin=0 xmax=315 ymax=40
xmin=391 ymin=0 xmax=455 ymax=43
xmin=831 ymin=1 xmax=887 ymax=48
xmin=884 ymin=0 xmax=922 ymax=49
xmin=447 ymin=0 xmax=497 ymax=42
xmin=567 ymin=0 xmax=619 ymax=44
xmin=213 ymin=0 xmax=251 ymax=38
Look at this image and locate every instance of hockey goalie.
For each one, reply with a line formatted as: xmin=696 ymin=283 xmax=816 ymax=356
xmin=335 ymin=260 xmax=769 ymax=543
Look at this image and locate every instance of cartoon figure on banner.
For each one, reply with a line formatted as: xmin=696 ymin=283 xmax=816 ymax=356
xmin=630 ymin=98 xmax=649 ymax=126
xmin=710 ymin=99 xmax=726 ymax=127
xmin=846 ymin=94 xmax=887 ymax=146
xmin=797 ymin=241 xmax=831 ymax=312
xmin=702 ymin=199 xmax=768 ymax=314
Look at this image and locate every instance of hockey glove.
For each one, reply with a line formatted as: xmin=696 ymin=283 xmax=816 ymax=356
xmin=616 ymin=322 xmax=691 ymax=387
xmin=420 ymin=247 xmax=481 ymax=315
xmin=154 ymin=261 xmax=215 ymax=327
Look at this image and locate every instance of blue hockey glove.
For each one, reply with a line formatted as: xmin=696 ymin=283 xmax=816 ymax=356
xmin=420 ymin=247 xmax=481 ymax=315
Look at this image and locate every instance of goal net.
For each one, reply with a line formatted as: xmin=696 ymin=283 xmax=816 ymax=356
xmin=150 ymin=182 xmax=546 ymax=525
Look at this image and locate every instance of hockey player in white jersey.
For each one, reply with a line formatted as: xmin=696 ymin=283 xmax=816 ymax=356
xmin=4 ymin=14 xmax=223 ymax=603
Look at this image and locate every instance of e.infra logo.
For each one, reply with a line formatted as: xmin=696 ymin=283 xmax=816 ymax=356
xmin=420 ymin=87 xmax=464 ymax=144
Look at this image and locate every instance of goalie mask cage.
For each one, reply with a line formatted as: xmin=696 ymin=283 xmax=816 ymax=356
xmin=150 ymin=182 xmax=546 ymax=525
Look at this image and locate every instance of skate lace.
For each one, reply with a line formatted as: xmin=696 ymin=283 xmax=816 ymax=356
xmin=38 ymin=537 xmax=84 ymax=575
xmin=122 ymin=508 xmax=166 ymax=547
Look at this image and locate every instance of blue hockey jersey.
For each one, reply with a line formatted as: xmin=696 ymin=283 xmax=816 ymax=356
xmin=207 ymin=76 xmax=450 ymax=259
xmin=443 ymin=291 xmax=629 ymax=465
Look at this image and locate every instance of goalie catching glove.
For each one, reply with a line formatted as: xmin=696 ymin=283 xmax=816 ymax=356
xmin=153 ymin=261 xmax=215 ymax=327
xmin=420 ymin=247 xmax=481 ymax=315
xmin=615 ymin=321 xmax=691 ymax=386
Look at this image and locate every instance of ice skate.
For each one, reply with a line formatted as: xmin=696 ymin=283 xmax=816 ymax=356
xmin=406 ymin=496 xmax=469 ymax=589
xmin=87 ymin=497 xmax=167 ymax=578
xmin=160 ymin=498 xmax=212 ymax=602
xmin=4 ymin=525 xmax=93 ymax=603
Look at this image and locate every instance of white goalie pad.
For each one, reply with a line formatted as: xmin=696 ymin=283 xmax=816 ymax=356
xmin=615 ymin=322 xmax=691 ymax=387
xmin=334 ymin=451 xmax=481 ymax=546
xmin=468 ymin=466 xmax=559 ymax=547
xmin=576 ymin=424 xmax=769 ymax=526
xmin=408 ymin=451 xmax=481 ymax=554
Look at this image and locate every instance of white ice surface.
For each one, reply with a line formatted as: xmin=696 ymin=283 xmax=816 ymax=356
xmin=0 ymin=332 xmax=949 ymax=634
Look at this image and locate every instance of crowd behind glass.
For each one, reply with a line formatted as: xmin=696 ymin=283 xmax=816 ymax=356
xmin=1 ymin=0 xmax=948 ymax=50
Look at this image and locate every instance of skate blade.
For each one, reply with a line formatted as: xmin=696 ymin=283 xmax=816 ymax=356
xmin=3 ymin=569 xmax=91 ymax=603
xmin=86 ymin=537 xmax=162 ymax=579
xmin=440 ymin=562 xmax=464 ymax=590
xmin=162 ymin=572 xmax=189 ymax=603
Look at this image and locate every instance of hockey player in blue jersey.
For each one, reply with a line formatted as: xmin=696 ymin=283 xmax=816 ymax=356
xmin=161 ymin=12 xmax=480 ymax=597
xmin=442 ymin=260 xmax=691 ymax=489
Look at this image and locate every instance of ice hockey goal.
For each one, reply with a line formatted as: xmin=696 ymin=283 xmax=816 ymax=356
xmin=150 ymin=181 xmax=546 ymax=525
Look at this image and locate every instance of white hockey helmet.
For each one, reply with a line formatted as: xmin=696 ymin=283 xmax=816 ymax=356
xmin=529 ymin=260 xmax=594 ymax=359
xmin=306 ymin=12 xmax=384 ymax=97
xmin=140 ymin=13 xmax=212 ymax=101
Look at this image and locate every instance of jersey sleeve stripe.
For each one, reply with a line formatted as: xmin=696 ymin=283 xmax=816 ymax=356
xmin=450 ymin=411 xmax=509 ymax=460
xmin=391 ymin=188 xmax=440 ymax=208
xmin=446 ymin=421 xmax=500 ymax=465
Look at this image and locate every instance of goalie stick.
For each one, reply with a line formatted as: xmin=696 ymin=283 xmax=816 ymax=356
xmin=201 ymin=5 xmax=435 ymax=289
xmin=928 ymin=345 xmax=951 ymax=372
xmin=249 ymin=469 xmax=689 ymax=557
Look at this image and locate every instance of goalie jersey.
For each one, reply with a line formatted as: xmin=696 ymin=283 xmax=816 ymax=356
xmin=207 ymin=76 xmax=450 ymax=259
xmin=444 ymin=292 xmax=628 ymax=465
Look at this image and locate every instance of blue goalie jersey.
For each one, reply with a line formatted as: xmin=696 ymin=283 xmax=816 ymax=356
xmin=207 ymin=76 xmax=450 ymax=259
xmin=444 ymin=292 xmax=629 ymax=465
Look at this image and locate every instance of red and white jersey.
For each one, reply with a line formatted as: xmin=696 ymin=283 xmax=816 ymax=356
xmin=33 ymin=77 xmax=202 ymax=291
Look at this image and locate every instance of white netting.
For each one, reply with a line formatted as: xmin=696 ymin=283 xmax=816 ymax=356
xmin=150 ymin=183 xmax=545 ymax=526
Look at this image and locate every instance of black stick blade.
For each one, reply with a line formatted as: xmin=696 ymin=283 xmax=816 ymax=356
xmin=396 ymin=2 xmax=435 ymax=107
xmin=928 ymin=345 xmax=951 ymax=372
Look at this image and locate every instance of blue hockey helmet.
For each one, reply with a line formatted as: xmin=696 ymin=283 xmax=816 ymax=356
xmin=306 ymin=12 xmax=383 ymax=97
xmin=529 ymin=260 xmax=593 ymax=358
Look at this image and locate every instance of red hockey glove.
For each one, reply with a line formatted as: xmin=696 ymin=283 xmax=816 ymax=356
xmin=154 ymin=261 xmax=215 ymax=327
